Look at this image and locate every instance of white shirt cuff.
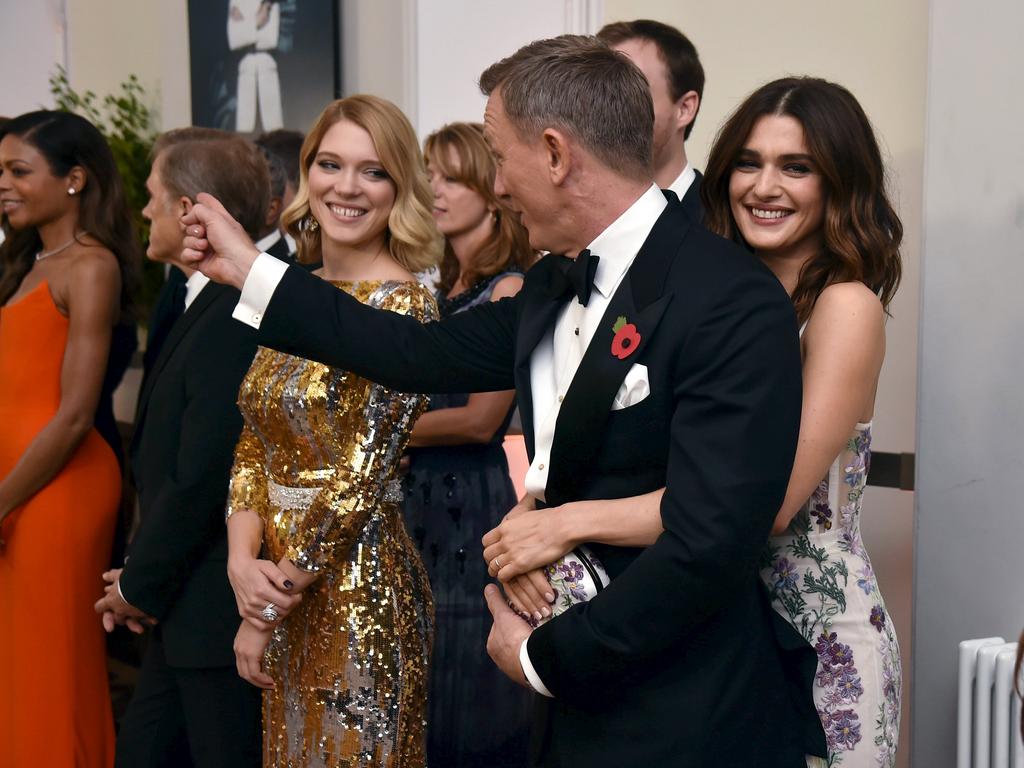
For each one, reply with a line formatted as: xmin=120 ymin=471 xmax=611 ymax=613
xmin=116 ymin=577 xmax=130 ymax=606
xmin=520 ymin=638 xmax=554 ymax=698
xmin=232 ymin=252 xmax=289 ymax=329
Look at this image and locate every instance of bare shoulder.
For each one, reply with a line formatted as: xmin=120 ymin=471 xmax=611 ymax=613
xmin=811 ymin=282 xmax=883 ymax=328
xmin=804 ymin=282 xmax=885 ymax=357
xmin=58 ymin=245 xmax=121 ymax=311
xmin=489 ymin=273 xmax=524 ymax=301
xmin=68 ymin=244 xmax=120 ymax=282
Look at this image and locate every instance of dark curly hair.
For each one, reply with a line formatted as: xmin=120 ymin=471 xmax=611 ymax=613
xmin=0 ymin=110 xmax=140 ymax=316
xmin=701 ymin=77 xmax=902 ymax=323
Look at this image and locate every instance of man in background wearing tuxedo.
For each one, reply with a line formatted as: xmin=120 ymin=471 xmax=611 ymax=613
xmin=95 ymin=135 xmax=288 ymax=767
xmin=180 ymin=35 xmax=825 ymax=767
xmin=598 ymin=19 xmax=705 ymax=218
xmin=252 ymin=142 xmax=296 ymax=262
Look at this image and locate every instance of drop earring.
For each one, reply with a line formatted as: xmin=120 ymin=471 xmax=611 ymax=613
xmin=303 ymin=215 xmax=319 ymax=232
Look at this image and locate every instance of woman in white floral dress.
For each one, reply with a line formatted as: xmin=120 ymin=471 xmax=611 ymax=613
xmin=700 ymin=77 xmax=904 ymax=767
xmin=481 ymin=77 xmax=904 ymax=768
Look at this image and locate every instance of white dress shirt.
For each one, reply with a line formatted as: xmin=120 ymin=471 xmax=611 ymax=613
xmin=255 ymin=229 xmax=284 ymax=256
xmin=517 ymin=184 xmax=667 ymax=696
xmin=524 ymin=184 xmax=667 ymax=502
xmin=667 ymin=162 xmax=696 ymax=202
xmin=183 ymin=271 xmax=210 ymax=311
xmin=230 ymin=184 xmax=670 ymax=697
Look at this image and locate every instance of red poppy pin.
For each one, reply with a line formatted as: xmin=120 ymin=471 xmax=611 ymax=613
xmin=610 ymin=316 xmax=641 ymax=360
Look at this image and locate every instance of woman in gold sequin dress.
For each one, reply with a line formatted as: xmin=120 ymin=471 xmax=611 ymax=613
xmin=222 ymin=95 xmax=441 ymax=768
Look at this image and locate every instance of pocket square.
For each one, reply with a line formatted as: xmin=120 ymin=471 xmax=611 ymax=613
xmin=611 ymin=363 xmax=650 ymax=410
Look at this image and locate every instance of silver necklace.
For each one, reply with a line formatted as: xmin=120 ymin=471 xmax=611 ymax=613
xmin=35 ymin=231 xmax=86 ymax=262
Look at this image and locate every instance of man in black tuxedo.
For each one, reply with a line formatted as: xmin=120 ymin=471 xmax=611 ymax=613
xmin=95 ymin=136 xmax=278 ymax=767
xmin=252 ymin=143 xmax=296 ymax=262
xmin=181 ymin=35 xmax=825 ymax=767
xmin=143 ymin=128 xmax=236 ymax=374
xmin=598 ymin=19 xmax=705 ymax=218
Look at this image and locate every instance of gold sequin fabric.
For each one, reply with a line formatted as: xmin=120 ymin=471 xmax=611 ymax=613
xmin=228 ymin=280 xmax=437 ymax=768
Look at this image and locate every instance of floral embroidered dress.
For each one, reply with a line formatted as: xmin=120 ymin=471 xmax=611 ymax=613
xmin=760 ymin=422 xmax=901 ymax=768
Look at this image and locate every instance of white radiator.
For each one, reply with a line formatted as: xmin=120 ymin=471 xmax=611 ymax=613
xmin=958 ymin=637 xmax=1024 ymax=768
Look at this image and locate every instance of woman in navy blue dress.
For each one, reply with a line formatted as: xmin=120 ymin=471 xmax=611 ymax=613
xmin=402 ymin=122 xmax=536 ymax=767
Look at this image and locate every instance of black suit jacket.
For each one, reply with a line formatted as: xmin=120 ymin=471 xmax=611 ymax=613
xmin=124 ymin=282 xmax=259 ymax=668
xmin=677 ymin=168 xmax=704 ymax=221
xmin=253 ymin=197 xmax=826 ymax=766
xmin=143 ymin=266 xmax=188 ymax=373
xmin=263 ymin=232 xmax=294 ymax=262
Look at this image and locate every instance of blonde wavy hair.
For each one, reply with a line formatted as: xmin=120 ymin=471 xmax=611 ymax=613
xmin=282 ymin=95 xmax=441 ymax=272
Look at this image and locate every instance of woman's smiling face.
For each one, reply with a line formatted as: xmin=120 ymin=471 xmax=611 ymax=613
xmin=728 ymin=114 xmax=825 ymax=263
xmin=306 ymin=118 xmax=396 ymax=253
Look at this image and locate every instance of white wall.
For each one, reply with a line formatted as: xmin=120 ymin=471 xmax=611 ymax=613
xmin=0 ymin=0 xmax=191 ymax=129
xmin=342 ymin=0 xmax=412 ymax=116
xmin=913 ymin=0 xmax=1024 ymax=764
xmin=0 ymin=0 xmax=67 ymax=115
xmin=413 ymin=1 xmax=571 ymax=137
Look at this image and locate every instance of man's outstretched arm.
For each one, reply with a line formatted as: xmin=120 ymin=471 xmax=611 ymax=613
xmin=182 ymin=193 xmax=518 ymax=394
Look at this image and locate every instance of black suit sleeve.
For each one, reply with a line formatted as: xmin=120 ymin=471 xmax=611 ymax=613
xmin=257 ymin=266 xmax=519 ymax=393
xmin=119 ymin=316 xmax=257 ymax=620
xmin=527 ymin=268 xmax=803 ymax=701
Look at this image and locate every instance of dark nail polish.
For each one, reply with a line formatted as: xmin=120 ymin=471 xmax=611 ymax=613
xmin=283 ymin=580 xmax=294 ymax=590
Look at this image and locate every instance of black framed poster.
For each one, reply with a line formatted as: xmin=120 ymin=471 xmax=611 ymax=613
xmin=187 ymin=0 xmax=341 ymax=134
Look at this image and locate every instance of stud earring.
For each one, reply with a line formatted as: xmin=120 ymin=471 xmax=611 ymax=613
xmin=67 ymin=187 xmax=76 ymax=196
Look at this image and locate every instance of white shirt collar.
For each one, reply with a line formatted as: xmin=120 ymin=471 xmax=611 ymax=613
xmin=586 ymin=184 xmax=668 ymax=298
xmin=667 ymin=163 xmax=696 ymax=201
xmin=254 ymin=229 xmax=283 ymax=253
xmin=183 ymin=271 xmax=211 ymax=310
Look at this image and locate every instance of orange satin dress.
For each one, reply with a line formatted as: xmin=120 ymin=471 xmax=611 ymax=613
xmin=0 ymin=281 xmax=119 ymax=768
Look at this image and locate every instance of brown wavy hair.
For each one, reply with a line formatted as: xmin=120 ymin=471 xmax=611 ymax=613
xmin=424 ymin=122 xmax=536 ymax=294
xmin=702 ymin=77 xmax=902 ymax=323
xmin=0 ymin=111 xmax=140 ymax=316
xmin=281 ymin=95 xmax=441 ymax=272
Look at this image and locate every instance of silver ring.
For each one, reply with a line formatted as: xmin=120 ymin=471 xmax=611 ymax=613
xmin=491 ymin=556 xmax=501 ymax=571
xmin=261 ymin=602 xmax=280 ymax=622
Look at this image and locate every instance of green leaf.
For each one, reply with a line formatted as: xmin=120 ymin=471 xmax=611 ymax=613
xmin=612 ymin=315 xmax=628 ymax=333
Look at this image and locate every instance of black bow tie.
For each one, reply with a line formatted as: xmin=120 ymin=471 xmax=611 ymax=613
xmin=552 ymin=249 xmax=600 ymax=306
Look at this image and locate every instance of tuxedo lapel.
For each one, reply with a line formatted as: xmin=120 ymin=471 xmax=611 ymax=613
xmin=544 ymin=198 xmax=691 ymax=505
xmin=679 ymin=170 xmax=703 ymax=221
xmin=514 ymin=257 xmax=573 ymax=459
xmin=265 ymin=235 xmax=293 ymax=262
xmin=545 ymin=277 xmax=670 ymax=505
xmin=135 ymin=283 xmax=225 ymax=431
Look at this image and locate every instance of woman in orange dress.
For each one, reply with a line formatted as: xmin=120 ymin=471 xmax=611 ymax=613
xmin=0 ymin=111 xmax=139 ymax=768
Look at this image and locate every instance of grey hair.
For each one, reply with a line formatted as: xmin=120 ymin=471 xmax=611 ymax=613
xmin=479 ymin=35 xmax=653 ymax=180
xmin=256 ymin=143 xmax=288 ymax=200
xmin=157 ymin=137 xmax=270 ymax=240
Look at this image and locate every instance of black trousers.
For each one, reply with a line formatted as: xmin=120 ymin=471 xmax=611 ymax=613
xmin=115 ymin=632 xmax=261 ymax=768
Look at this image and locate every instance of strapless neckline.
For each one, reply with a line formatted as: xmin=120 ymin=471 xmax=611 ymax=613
xmin=2 ymin=279 xmax=53 ymax=312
